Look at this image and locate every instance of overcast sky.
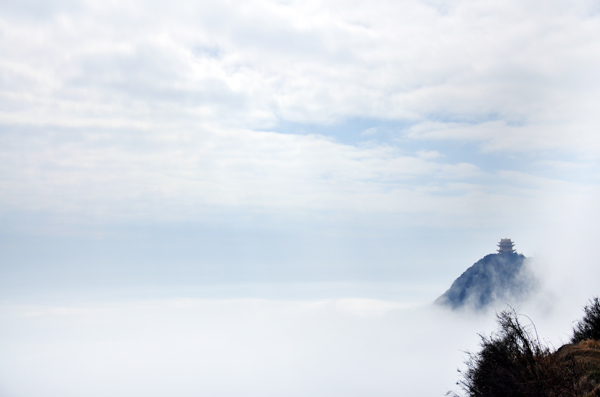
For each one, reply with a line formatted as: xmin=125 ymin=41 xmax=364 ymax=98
xmin=2 ymin=1 xmax=600 ymax=396
xmin=2 ymin=0 xmax=600 ymax=295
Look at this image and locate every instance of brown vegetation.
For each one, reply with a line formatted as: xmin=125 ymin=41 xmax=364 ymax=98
xmin=554 ymin=340 xmax=600 ymax=397
xmin=452 ymin=297 xmax=600 ymax=397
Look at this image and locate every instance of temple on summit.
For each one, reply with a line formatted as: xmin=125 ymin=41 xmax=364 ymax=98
xmin=497 ymin=238 xmax=516 ymax=254
xmin=435 ymin=238 xmax=530 ymax=310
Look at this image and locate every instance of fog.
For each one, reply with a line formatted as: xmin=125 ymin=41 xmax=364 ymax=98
xmin=0 ymin=297 xmax=489 ymax=397
xmin=1 ymin=228 xmax=598 ymax=397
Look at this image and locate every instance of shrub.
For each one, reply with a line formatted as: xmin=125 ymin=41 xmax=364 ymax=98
xmin=457 ymin=309 xmax=549 ymax=397
xmin=572 ymin=297 xmax=600 ymax=344
xmin=456 ymin=308 xmax=593 ymax=397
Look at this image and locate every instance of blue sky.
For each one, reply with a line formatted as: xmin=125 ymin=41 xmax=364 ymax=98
xmin=1 ymin=2 xmax=600 ymax=395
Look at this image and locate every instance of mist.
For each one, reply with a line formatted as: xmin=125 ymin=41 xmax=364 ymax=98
xmin=0 ymin=297 xmax=490 ymax=397
xmin=1 ymin=222 xmax=599 ymax=397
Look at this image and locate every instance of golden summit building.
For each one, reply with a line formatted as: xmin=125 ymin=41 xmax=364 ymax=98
xmin=497 ymin=238 xmax=516 ymax=254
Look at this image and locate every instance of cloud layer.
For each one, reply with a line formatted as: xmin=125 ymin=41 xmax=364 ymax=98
xmin=0 ymin=298 xmax=494 ymax=397
xmin=1 ymin=0 xmax=599 ymax=233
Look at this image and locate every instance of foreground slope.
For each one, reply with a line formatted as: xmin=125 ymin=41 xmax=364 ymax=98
xmin=455 ymin=298 xmax=600 ymax=397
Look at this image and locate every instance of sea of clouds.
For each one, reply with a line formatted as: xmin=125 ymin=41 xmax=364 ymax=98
xmin=1 ymin=222 xmax=598 ymax=397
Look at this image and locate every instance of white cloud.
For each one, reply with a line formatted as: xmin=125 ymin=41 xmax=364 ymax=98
xmin=0 ymin=297 xmax=492 ymax=397
xmin=360 ymin=127 xmax=377 ymax=136
xmin=0 ymin=0 xmax=596 ymax=287
xmin=406 ymin=120 xmax=600 ymax=153
xmin=1 ymin=0 xmax=599 ymax=227
xmin=2 ymin=264 xmax=598 ymax=397
xmin=0 ymin=125 xmax=485 ymax=222
xmin=1 ymin=0 xmax=600 ymax=150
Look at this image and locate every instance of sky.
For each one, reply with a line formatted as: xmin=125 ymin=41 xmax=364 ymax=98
xmin=1 ymin=0 xmax=600 ymax=396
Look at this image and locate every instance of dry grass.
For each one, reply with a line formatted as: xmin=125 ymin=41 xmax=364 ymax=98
xmin=457 ymin=310 xmax=600 ymax=397
xmin=554 ymin=339 xmax=600 ymax=397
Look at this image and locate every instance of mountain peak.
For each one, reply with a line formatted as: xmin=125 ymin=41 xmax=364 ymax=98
xmin=436 ymin=240 xmax=533 ymax=310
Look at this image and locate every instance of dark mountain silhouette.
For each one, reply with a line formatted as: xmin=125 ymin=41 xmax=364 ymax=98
xmin=435 ymin=239 xmax=533 ymax=310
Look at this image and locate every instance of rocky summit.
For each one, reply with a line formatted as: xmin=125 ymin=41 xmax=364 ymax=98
xmin=435 ymin=239 xmax=532 ymax=310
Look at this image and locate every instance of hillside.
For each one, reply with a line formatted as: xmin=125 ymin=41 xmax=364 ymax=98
xmin=436 ymin=251 xmax=530 ymax=310
xmin=454 ymin=298 xmax=600 ymax=397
